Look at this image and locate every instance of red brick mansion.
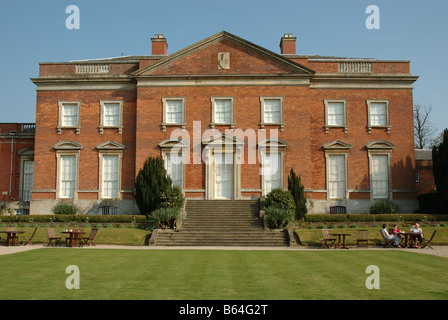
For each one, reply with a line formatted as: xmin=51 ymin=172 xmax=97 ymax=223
xmin=1 ymin=31 xmax=420 ymax=214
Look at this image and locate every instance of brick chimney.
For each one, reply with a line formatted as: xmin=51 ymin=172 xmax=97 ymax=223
xmin=279 ymin=33 xmax=296 ymax=55
xmin=151 ymin=34 xmax=168 ymax=55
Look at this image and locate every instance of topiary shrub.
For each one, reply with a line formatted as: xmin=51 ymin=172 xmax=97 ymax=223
xmin=160 ymin=185 xmax=185 ymax=210
xmin=134 ymin=156 xmax=173 ymax=215
xmin=288 ymin=168 xmax=308 ymax=220
xmin=263 ymin=188 xmax=296 ymax=212
xmin=52 ymin=203 xmax=78 ymax=215
xmin=264 ymin=206 xmax=294 ymax=229
xmin=369 ymin=200 xmax=399 ymax=214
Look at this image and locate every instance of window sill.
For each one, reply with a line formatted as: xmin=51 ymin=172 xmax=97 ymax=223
xmin=57 ymin=126 xmax=80 ymax=135
xmin=210 ymin=123 xmax=235 ymax=130
xmin=161 ymin=123 xmax=186 ymax=132
xmin=260 ymin=122 xmax=285 ymax=131
xmin=99 ymin=126 xmax=123 ymax=134
xmin=325 ymin=125 xmax=348 ymax=134
xmin=368 ymin=125 xmax=391 ymax=134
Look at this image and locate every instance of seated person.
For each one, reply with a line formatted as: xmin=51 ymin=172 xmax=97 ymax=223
xmin=391 ymin=224 xmax=403 ymax=239
xmin=381 ymin=224 xmax=402 ymax=248
xmin=410 ymin=223 xmax=423 ymax=247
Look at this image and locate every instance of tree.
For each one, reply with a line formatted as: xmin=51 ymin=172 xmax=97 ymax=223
xmin=287 ymin=168 xmax=308 ymax=220
xmin=134 ymin=156 xmax=173 ymax=215
xmin=414 ymin=104 xmax=437 ymax=149
xmin=432 ymin=129 xmax=448 ymax=209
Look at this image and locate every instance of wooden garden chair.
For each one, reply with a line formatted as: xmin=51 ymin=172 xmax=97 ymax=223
xmin=380 ymin=229 xmax=395 ymax=248
xmin=421 ymin=229 xmax=436 ymax=249
xmin=23 ymin=227 xmax=38 ymax=246
xmin=83 ymin=228 xmax=99 ymax=246
xmin=315 ymin=229 xmax=336 ymax=249
xmin=356 ymin=230 xmax=370 ymax=247
xmin=46 ymin=228 xmax=62 ymax=246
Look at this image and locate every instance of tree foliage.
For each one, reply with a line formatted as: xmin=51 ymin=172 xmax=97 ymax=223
xmin=134 ymin=156 xmax=173 ymax=215
xmin=287 ymin=168 xmax=308 ymax=220
xmin=432 ymin=129 xmax=448 ymax=207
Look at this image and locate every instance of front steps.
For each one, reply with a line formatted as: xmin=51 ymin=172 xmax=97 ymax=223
xmin=153 ymin=200 xmax=289 ymax=247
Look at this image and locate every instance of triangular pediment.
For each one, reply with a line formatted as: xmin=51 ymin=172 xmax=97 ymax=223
xmin=202 ymin=132 xmax=245 ymax=146
xmin=158 ymin=138 xmax=189 ymax=148
xmin=133 ymin=31 xmax=315 ymax=78
xmin=322 ymin=140 xmax=352 ymax=150
xmin=95 ymin=140 xmax=125 ymax=150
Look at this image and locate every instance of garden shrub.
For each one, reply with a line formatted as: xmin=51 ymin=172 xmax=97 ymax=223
xmin=288 ymin=168 xmax=307 ymax=220
xmin=146 ymin=207 xmax=180 ymax=230
xmin=369 ymin=200 xmax=399 ymax=214
xmin=52 ymin=203 xmax=78 ymax=215
xmin=264 ymin=206 xmax=294 ymax=229
xmin=263 ymin=188 xmax=296 ymax=212
xmin=160 ymin=185 xmax=185 ymax=210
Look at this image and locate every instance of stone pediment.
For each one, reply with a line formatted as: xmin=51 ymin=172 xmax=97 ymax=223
xmin=95 ymin=140 xmax=125 ymax=150
xmin=202 ymin=132 xmax=245 ymax=147
xmin=133 ymin=31 xmax=315 ymax=79
xmin=158 ymin=138 xmax=189 ymax=148
xmin=365 ymin=140 xmax=395 ymax=150
xmin=258 ymin=138 xmax=288 ymax=149
xmin=53 ymin=141 xmax=83 ymax=150
xmin=322 ymin=140 xmax=352 ymax=150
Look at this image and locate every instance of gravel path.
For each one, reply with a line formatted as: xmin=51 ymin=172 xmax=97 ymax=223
xmin=1 ymin=244 xmax=448 ymax=258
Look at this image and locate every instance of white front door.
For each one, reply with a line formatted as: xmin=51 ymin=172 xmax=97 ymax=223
xmin=215 ymin=153 xmax=233 ymax=199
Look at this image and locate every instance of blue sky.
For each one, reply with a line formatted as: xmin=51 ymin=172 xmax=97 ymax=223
xmin=0 ymin=0 xmax=447 ymax=135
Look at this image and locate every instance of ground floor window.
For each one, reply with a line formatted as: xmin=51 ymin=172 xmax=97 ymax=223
xmin=262 ymin=152 xmax=282 ymax=194
xmin=328 ymin=154 xmax=346 ymax=199
xmin=371 ymin=154 xmax=389 ymax=198
xmin=60 ymin=155 xmax=77 ymax=199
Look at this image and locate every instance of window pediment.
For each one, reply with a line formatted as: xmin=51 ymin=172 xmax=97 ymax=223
xmin=158 ymin=138 xmax=189 ymax=149
xmin=202 ymin=132 xmax=245 ymax=147
xmin=96 ymin=141 xmax=125 ymax=150
xmin=258 ymin=138 xmax=288 ymax=149
xmin=53 ymin=141 xmax=83 ymax=150
xmin=322 ymin=140 xmax=352 ymax=150
xmin=365 ymin=140 xmax=395 ymax=150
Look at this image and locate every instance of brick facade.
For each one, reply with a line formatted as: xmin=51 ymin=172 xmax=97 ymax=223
xmin=26 ymin=31 xmax=419 ymax=214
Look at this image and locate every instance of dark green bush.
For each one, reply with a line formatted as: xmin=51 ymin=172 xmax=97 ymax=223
xmin=52 ymin=203 xmax=78 ymax=215
xmin=263 ymin=188 xmax=296 ymax=212
xmin=369 ymin=200 xmax=399 ymax=214
xmin=264 ymin=206 xmax=294 ymax=229
xmin=160 ymin=185 xmax=185 ymax=210
xmin=288 ymin=168 xmax=307 ymax=220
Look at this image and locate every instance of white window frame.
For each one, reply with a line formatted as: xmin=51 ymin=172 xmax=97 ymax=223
xmin=159 ymin=139 xmax=188 ymax=192
xmin=366 ymin=140 xmax=394 ymax=200
xmin=211 ymin=97 xmax=235 ymax=129
xmin=162 ymin=97 xmax=186 ymax=132
xmin=369 ymin=153 xmax=391 ymax=199
xmin=99 ymin=100 xmax=123 ymax=134
xmin=324 ymin=99 xmax=347 ymax=133
xmin=99 ymin=152 xmax=122 ymax=199
xmin=58 ymin=101 xmax=81 ymax=134
xmin=323 ymin=140 xmax=351 ymax=200
xmin=367 ymin=100 xmax=391 ymax=134
xmin=260 ymin=97 xmax=284 ymax=131
xmin=54 ymin=141 xmax=83 ymax=200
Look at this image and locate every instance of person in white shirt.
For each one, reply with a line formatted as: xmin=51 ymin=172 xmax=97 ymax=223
xmin=410 ymin=223 xmax=423 ymax=247
xmin=381 ymin=224 xmax=402 ymax=247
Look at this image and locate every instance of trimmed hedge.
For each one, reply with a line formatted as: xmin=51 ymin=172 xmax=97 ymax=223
xmin=0 ymin=214 xmax=146 ymax=223
xmin=305 ymin=214 xmax=448 ymax=223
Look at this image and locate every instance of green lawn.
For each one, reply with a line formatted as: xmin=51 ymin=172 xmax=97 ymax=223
xmin=0 ymin=248 xmax=447 ymax=300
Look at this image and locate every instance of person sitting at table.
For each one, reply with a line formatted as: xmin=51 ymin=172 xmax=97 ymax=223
xmin=391 ymin=224 xmax=403 ymax=239
xmin=410 ymin=223 xmax=423 ymax=247
xmin=381 ymin=224 xmax=402 ymax=248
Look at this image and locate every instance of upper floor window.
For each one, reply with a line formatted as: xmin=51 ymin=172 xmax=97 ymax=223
xmin=162 ymin=97 xmax=186 ymax=132
xmin=58 ymin=101 xmax=81 ymax=134
xmin=367 ymin=100 xmax=390 ymax=133
xmin=325 ymin=100 xmax=347 ymax=133
xmin=211 ymin=97 xmax=235 ymax=129
xmin=99 ymin=101 xmax=123 ymax=134
xmin=260 ymin=97 xmax=284 ymax=131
